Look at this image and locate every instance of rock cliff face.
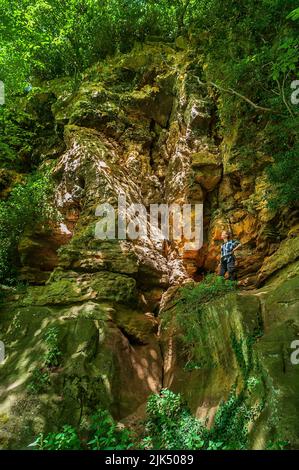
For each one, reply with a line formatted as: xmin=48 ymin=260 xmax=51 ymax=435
xmin=162 ymin=254 xmax=299 ymax=448
xmin=0 ymin=42 xmax=299 ymax=449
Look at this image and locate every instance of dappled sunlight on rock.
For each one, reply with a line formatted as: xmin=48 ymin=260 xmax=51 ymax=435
xmin=1 ymin=37 xmax=299 ymax=451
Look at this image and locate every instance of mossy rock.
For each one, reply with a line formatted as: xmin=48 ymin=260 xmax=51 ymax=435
xmin=258 ymin=237 xmax=299 ymax=284
xmin=58 ymin=242 xmax=139 ymax=275
xmin=22 ymin=271 xmax=137 ymax=306
xmin=0 ymin=298 xmax=162 ymax=449
xmin=161 ymin=264 xmax=299 ymax=448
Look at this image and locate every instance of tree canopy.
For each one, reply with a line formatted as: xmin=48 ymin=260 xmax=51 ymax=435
xmin=0 ymin=0 xmax=298 ymax=205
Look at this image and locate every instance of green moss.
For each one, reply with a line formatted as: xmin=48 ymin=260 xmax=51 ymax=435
xmin=111 ymin=306 xmax=157 ymax=344
xmin=22 ymin=271 xmax=137 ymax=306
xmin=162 ymin=275 xmax=237 ymax=368
xmin=259 ymin=238 xmax=299 ymax=285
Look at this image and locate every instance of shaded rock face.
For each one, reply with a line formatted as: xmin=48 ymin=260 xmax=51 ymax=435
xmin=161 ymin=261 xmax=299 ymax=448
xmin=18 ymin=225 xmax=72 ymax=285
xmin=0 ymin=300 xmax=162 ymax=448
xmin=1 ymin=42 xmax=299 ymax=449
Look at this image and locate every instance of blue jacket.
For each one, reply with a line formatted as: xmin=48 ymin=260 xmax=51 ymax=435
xmin=221 ymin=239 xmax=240 ymax=262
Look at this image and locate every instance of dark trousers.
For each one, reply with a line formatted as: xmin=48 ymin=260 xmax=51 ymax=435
xmin=220 ymin=256 xmax=237 ymax=281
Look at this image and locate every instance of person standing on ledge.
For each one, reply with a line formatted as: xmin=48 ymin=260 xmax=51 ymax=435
xmin=218 ymin=230 xmax=241 ymax=281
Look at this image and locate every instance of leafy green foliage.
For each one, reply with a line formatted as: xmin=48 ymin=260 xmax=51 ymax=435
xmin=143 ymin=389 xmax=207 ymax=450
xmin=208 ymin=387 xmax=262 ymax=450
xmin=144 ymin=388 xmax=261 ymax=450
xmin=267 ymin=144 xmax=299 ymax=208
xmin=30 ymin=389 xmax=285 ymax=450
xmin=1 ymin=1 xmax=298 ymax=205
xmin=186 ymin=0 xmax=299 ymax=206
xmin=0 ymin=107 xmax=35 ymax=166
xmin=0 ymin=0 xmax=186 ymax=94
xmin=231 ymin=333 xmax=256 ymax=382
xmin=164 ymin=274 xmax=236 ymax=368
xmin=261 ymin=114 xmax=299 ymax=208
xmin=271 ymin=37 xmax=299 ymax=80
xmin=27 ymin=367 xmax=50 ymax=394
xmin=30 ymin=425 xmax=82 ymax=450
xmin=266 ymin=440 xmax=290 ymax=450
xmin=287 ymin=7 xmax=299 ymax=21
xmin=43 ymin=327 xmax=61 ymax=368
xmin=87 ymin=410 xmax=133 ymax=450
xmin=178 ymin=274 xmax=236 ymax=306
xmin=0 ymin=170 xmax=55 ymax=284
xmin=30 ymin=410 xmax=133 ymax=450
xmin=27 ymin=326 xmax=61 ymax=394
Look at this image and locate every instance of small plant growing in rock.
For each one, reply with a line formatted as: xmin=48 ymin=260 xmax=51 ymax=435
xmin=27 ymin=367 xmax=50 ymax=394
xmin=43 ymin=327 xmax=61 ymax=368
xmin=27 ymin=327 xmax=61 ymax=394
xmin=178 ymin=274 xmax=237 ymax=307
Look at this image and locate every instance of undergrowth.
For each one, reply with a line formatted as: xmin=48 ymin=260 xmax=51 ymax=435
xmin=0 ymin=169 xmax=57 ymax=284
xmin=29 ymin=388 xmax=285 ymax=451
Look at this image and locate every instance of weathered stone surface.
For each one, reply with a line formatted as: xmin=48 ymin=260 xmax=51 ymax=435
xmin=191 ymin=150 xmax=222 ymax=192
xmin=14 ymin=42 xmax=298 ymax=289
xmin=161 ymin=261 xmax=299 ymax=448
xmin=1 ymin=41 xmax=299 ymax=451
xmin=184 ymin=97 xmax=211 ymax=134
xmin=22 ymin=271 xmax=138 ymax=306
xmin=18 ymin=224 xmax=72 ymax=284
xmin=258 ymin=237 xmax=299 ymax=285
xmin=0 ymin=299 xmax=162 ymax=449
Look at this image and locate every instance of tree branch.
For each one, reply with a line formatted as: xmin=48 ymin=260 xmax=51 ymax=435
xmin=195 ymin=76 xmax=276 ymax=113
xmin=278 ymin=74 xmax=295 ymax=117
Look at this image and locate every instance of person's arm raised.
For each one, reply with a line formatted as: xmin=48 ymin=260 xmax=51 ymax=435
xmin=232 ymin=241 xmax=241 ymax=253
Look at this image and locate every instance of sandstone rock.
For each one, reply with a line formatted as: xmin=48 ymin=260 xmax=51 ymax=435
xmin=0 ymin=300 xmax=162 ymax=449
xmin=18 ymin=224 xmax=72 ymax=284
xmin=22 ymin=271 xmax=138 ymax=307
xmin=191 ymin=150 xmax=222 ymax=192
xmin=1 ymin=41 xmax=299 ymax=451
xmin=218 ymin=176 xmax=235 ymax=210
xmin=258 ymin=237 xmax=299 ymax=285
xmin=58 ymin=242 xmax=139 ymax=275
xmin=184 ymin=97 xmax=211 ymax=134
xmin=232 ymin=214 xmax=257 ymax=244
xmin=160 ymin=263 xmax=299 ymax=448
